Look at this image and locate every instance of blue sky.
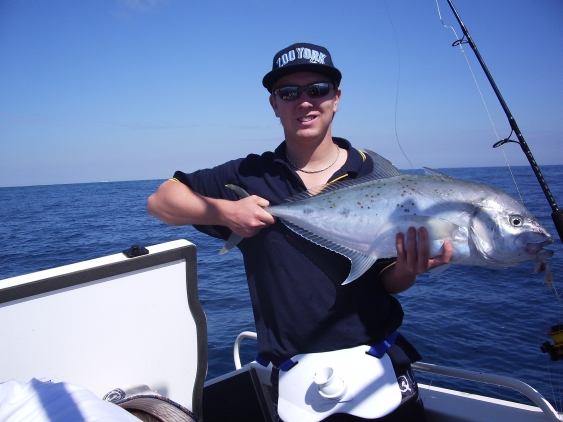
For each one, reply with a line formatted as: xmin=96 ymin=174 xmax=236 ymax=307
xmin=1 ymin=0 xmax=562 ymax=187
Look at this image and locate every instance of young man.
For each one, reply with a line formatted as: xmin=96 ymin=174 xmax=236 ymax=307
xmin=148 ymin=43 xmax=452 ymax=421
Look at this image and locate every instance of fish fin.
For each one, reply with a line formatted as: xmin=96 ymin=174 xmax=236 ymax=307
xmin=225 ymin=184 xmax=250 ymax=198
xmin=428 ymin=263 xmax=451 ymax=277
xmin=218 ymin=184 xmax=251 ymax=254
xmin=364 ymin=150 xmax=403 ymax=178
xmin=423 ymin=167 xmax=453 ymax=178
xmin=282 ymin=150 xmax=403 ymax=203
xmin=219 ymin=233 xmax=244 ymax=255
xmin=342 ymin=253 xmax=379 ymax=285
xmin=469 ymin=218 xmax=497 ymax=262
xmin=398 ymin=215 xmax=462 ymax=239
xmin=281 ymin=220 xmax=378 ymax=284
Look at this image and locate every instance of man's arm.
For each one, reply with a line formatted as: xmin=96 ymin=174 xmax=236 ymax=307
xmin=380 ymin=227 xmax=453 ymax=294
xmin=147 ymin=180 xmax=275 ymax=237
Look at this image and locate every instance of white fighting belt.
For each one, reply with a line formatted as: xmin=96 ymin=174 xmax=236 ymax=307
xmin=278 ymin=345 xmax=402 ymax=422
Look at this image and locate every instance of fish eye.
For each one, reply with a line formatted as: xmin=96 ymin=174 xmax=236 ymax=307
xmin=509 ymin=215 xmax=524 ymax=227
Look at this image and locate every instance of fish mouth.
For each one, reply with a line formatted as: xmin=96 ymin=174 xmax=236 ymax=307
xmin=537 ymin=248 xmax=555 ymax=260
xmin=525 ymin=238 xmax=554 ymax=255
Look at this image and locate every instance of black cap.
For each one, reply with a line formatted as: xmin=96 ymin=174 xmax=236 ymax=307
xmin=262 ymin=43 xmax=342 ymax=93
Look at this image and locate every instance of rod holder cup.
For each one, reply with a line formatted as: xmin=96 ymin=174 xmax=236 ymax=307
xmin=314 ymin=367 xmax=347 ymax=400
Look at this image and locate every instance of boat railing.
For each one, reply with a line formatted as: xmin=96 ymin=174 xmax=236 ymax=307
xmin=234 ymin=331 xmax=258 ymax=370
xmin=233 ymin=331 xmax=562 ymax=421
xmin=412 ymin=362 xmax=561 ymax=421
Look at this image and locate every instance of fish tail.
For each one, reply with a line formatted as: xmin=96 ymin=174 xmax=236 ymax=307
xmin=219 ymin=185 xmax=251 ymax=254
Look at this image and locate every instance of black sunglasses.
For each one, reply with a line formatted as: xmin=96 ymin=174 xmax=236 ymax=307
xmin=274 ymin=82 xmax=335 ymax=101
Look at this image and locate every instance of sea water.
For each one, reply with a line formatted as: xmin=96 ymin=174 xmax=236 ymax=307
xmin=1 ymin=165 xmax=562 ymax=411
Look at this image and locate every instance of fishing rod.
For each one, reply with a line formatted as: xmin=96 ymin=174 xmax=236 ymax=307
xmin=445 ymin=0 xmax=563 ymax=243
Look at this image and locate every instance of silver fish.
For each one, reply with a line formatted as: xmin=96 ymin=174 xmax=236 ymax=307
xmin=223 ymin=150 xmax=554 ymax=285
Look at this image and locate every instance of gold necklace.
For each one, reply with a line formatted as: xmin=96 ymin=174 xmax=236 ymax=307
xmin=285 ymin=144 xmax=340 ymax=174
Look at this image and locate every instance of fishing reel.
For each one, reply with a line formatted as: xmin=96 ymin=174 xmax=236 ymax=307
xmin=540 ymin=324 xmax=563 ymax=361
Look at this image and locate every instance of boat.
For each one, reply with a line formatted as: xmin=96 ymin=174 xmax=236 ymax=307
xmin=1 ymin=239 xmax=561 ymax=421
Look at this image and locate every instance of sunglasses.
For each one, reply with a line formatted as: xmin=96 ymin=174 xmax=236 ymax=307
xmin=274 ymin=82 xmax=335 ymax=101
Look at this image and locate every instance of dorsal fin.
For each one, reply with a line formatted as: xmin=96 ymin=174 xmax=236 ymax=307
xmin=423 ymin=167 xmax=452 ymax=178
xmin=284 ymin=149 xmax=403 ymax=203
xmin=364 ymin=149 xmax=403 ymax=178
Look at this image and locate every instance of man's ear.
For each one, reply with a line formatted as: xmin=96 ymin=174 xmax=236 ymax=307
xmin=333 ymin=87 xmax=342 ymax=113
xmin=269 ymin=94 xmax=280 ymax=117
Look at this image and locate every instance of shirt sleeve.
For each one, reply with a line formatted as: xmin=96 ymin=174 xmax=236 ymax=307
xmin=172 ymin=159 xmax=244 ymax=240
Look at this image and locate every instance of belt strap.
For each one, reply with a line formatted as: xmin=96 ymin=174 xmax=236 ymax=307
xmin=366 ymin=331 xmax=399 ymax=358
xmin=255 ymin=355 xmax=298 ymax=371
xmin=256 ymin=331 xmax=398 ymax=371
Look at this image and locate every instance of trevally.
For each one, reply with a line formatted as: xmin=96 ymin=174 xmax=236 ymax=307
xmin=223 ymin=150 xmax=554 ymax=285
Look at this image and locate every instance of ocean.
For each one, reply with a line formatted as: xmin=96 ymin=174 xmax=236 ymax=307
xmin=1 ymin=165 xmax=562 ymax=411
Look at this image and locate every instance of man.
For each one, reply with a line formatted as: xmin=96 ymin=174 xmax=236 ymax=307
xmin=148 ymin=43 xmax=452 ymax=421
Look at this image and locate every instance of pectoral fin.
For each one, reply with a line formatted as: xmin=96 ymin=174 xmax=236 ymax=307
xmin=469 ymin=215 xmax=496 ymax=262
xmin=386 ymin=215 xmax=461 ymax=240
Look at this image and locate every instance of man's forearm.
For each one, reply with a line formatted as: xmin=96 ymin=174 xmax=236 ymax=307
xmin=147 ymin=180 xmax=226 ymax=226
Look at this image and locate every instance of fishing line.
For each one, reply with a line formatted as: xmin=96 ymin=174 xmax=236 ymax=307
xmin=539 ymin=313 xmax=563 ymax=412
xmin=383 ymin=1 xmax=441 ymax=395
xmin=434 ymin=0 xmax=525 ymax=205
xmin=383 ymin=0 xmax=414 ymax=170
xmin=413 ymin=279 xmax=440 ymax=393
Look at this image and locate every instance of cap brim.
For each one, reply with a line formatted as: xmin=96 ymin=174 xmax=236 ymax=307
xmin=262 ymin=64 xmax=342 ymax=92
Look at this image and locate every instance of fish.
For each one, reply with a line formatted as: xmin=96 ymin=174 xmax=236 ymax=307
xmin=222 ymin=150 xmax=554 ymax=285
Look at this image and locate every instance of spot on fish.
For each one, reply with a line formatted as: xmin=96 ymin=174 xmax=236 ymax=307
xmin=303 ymin=208 xmax=314 ymax=214
xmin=404 ymin=209 xmax=410 ymax=213
xmin=340 ymin=209 xmax=350 ymax=217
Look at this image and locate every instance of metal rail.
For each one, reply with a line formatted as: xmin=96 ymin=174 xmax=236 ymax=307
xmin=234 ymin=331 xmax=258 ymax=370
xmin=413 ymin=362 xmax=561 ymax=421
xmin=232 ymin=331 xmax=561 ymax=420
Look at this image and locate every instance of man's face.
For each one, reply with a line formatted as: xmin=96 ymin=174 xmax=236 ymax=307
xmin=269 ymin=71 xmax=341 ymax=144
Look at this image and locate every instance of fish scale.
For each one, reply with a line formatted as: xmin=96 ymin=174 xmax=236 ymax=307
xmin=224 ymin=150 xmax=554 ymax=285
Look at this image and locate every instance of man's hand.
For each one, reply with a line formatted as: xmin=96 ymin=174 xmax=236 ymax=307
xmin=381 ymin=227 xmax=453 ymax=294
xmin=394 ymin=227 xmax=453 ymax=278
xmin=222 ymin=195 xmax=276 ymax=238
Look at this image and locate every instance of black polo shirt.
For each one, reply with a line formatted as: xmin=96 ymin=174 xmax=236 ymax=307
xmin=173 ymin=137 xmax=404 ymax=365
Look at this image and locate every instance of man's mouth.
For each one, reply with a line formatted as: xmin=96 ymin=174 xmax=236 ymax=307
xmin=298 ymin=116 xmax=316 ymax=122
